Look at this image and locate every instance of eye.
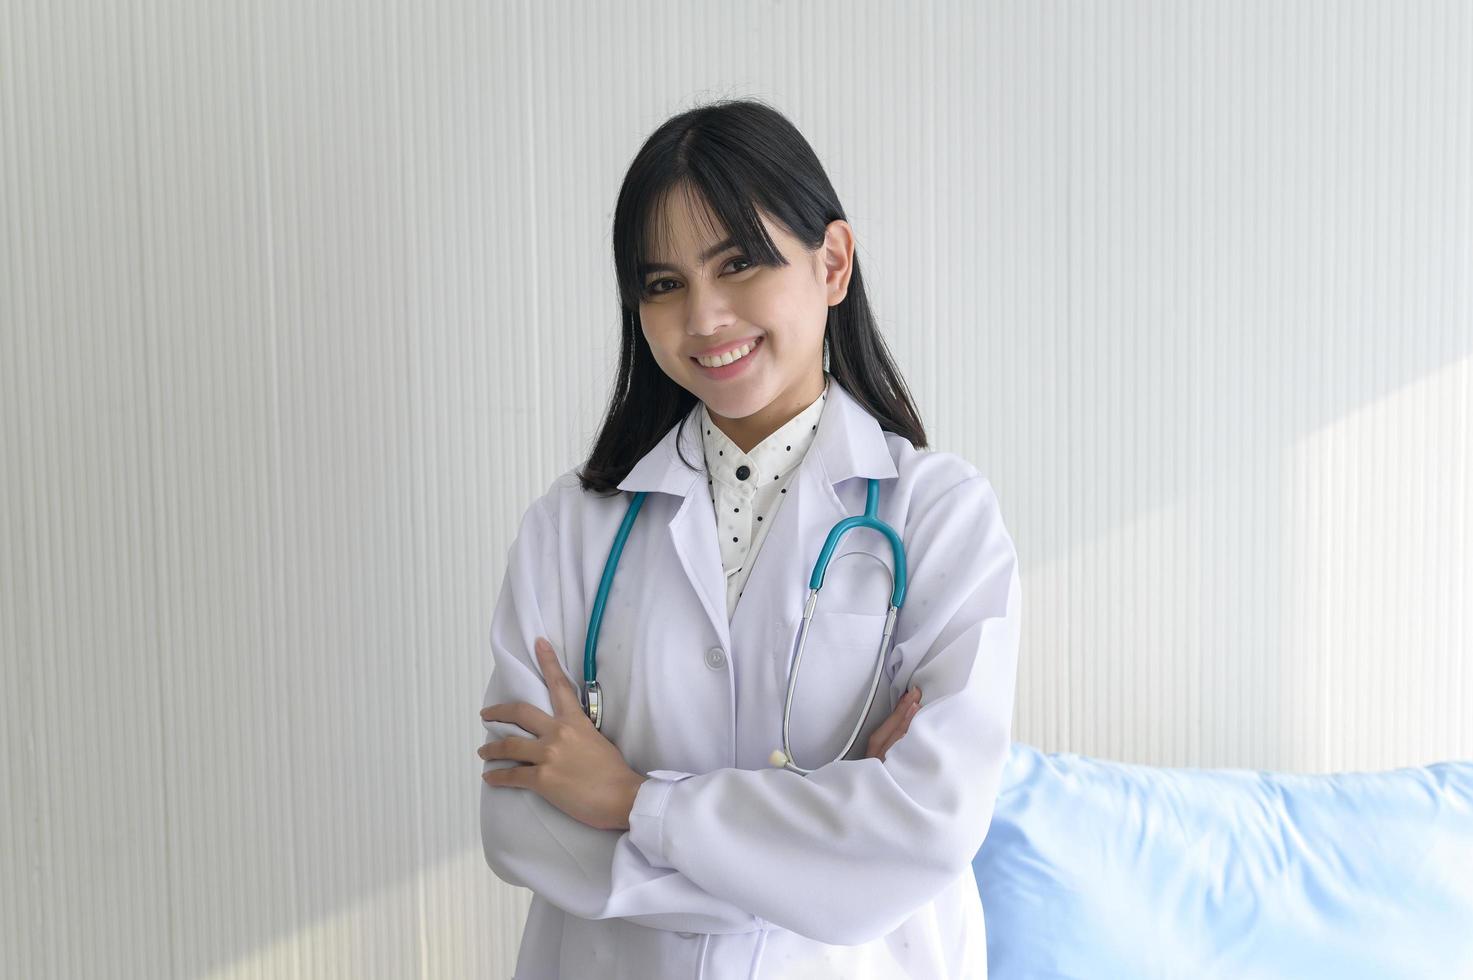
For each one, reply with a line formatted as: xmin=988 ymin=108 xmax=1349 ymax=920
xmin=642 ymin=256 xmax=754 ymax=297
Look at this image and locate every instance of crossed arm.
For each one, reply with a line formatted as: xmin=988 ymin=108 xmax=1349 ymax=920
xmin=479 ymin=476 xmax=1019 ymax=945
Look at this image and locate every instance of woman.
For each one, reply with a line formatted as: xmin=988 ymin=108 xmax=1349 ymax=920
xmin=478 ymin=98 xmax=1021 ymax=979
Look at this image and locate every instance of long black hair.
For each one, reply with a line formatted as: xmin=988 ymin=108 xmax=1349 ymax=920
xmin=576 ymin=97 xmax=927 ymax=496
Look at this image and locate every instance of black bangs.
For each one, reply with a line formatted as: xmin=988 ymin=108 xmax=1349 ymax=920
xmin=620 ymin=146 xmax=796 ymax=311
xmin=579 ymin=97 xmax=929 ymax=496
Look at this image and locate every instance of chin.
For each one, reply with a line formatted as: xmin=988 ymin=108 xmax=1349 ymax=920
xmin=699 ymin=386 xmax=770 ymax=420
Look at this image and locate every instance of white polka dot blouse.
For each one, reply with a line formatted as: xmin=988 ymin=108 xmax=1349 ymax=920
xmin=699 ymin=374 xmax=831 ymax=620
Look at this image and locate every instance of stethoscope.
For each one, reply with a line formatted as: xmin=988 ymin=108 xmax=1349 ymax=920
xmin=580 ymin=477 xmax=908 ymax=775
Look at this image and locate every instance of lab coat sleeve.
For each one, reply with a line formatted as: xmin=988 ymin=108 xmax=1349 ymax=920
xmin=480 ymin=491 xmax=765 ymax=935
xmin=625 ymin=474 xmax=1022 ymax=946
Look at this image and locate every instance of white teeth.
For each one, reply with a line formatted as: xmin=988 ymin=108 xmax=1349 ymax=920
xmin=697 ymin=339 xmax=758 ymax=368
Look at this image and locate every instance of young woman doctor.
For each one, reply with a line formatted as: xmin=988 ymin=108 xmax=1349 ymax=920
xmin=478 ymin=99 xmax=1021 ymax=979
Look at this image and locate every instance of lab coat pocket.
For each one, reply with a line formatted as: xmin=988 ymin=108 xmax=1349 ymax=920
xmin=784 ymin=609 xmax=893 ymax=767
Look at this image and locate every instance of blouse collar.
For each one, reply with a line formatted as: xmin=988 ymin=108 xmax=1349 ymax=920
xmin=698 ymin=376 xmax=830 ymax=493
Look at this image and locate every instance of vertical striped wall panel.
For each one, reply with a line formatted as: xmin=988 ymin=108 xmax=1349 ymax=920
xmin=2 ymin=1 xmax=1468 ymax=976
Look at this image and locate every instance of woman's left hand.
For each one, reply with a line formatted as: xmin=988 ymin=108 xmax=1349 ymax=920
xmin=479 ymin=636 xmax=649 ymax=831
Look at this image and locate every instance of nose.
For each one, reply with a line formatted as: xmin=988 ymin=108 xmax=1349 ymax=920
xmin=683 ymin=279 xmax=736 ymax=339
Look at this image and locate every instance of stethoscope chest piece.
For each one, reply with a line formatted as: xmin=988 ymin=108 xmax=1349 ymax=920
xmin=582 ymin=679 xmax=603 ymax=731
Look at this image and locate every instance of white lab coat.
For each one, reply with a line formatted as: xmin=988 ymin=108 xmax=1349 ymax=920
xmin=481 ymin=377 xmax=1022 ymax=979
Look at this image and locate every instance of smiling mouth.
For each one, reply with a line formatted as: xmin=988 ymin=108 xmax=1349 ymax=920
xmin=691 ymin=336 xmax=763 ymax=368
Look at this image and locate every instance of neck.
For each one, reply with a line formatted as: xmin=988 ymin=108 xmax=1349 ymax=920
xmin=709 ymin=372 xmax=826 ymax=454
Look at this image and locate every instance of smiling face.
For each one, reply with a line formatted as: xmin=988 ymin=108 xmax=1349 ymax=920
xmin=636 ymin=184 xmax=855 ymax=452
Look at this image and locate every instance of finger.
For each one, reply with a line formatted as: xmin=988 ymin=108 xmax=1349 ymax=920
xmin=478 ymin=735 xmax=542 ymax=765
xmin=867 ymin=689 xmax=920 ymax=757
xmin=874 ymin=701 xmax=921 ymax=761
xmin=480 ymin=701 xmax=555 ymax=737
xmin=891 ymin=696 xmax=921 ymax=742
xmin=889 ymin=695 xmax=913 ymax=733
xmin=881 ymin=688 xmax=921 ymax=745
xmin=533 ymin=637 xmax=582 ymax=716
xmin=482 ymin=765 xmax=535 ymax=789
xmin=867 ymin=700 xmax=907 ymax=754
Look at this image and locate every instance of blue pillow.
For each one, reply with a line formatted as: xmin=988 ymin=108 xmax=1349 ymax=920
xmin=972 ymin=742 xmax=1473 ymax=979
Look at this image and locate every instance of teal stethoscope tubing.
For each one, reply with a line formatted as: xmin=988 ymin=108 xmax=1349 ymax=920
xmin=580 ymin=478 xmax=908 ymax=775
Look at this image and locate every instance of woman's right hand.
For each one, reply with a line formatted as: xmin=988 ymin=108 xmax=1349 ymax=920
xmin=865 ymin=686 xmax=921 ymax=761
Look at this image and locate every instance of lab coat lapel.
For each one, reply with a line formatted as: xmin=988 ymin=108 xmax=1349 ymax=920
xmin=617 ymin=406 xmax=732 ymax=652
xmin=667 ymin=480 xmax=731 ymax=651
xmin=806 ymin=376 xmax=901 ymax=504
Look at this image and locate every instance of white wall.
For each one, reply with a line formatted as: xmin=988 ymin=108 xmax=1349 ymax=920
xmin=3 ymin=1 xmax=1469 ymax=976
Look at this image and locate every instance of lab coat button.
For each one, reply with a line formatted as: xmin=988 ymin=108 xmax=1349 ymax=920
xmin=705 ymin=646 xmax=726 ymax=669
xmin=735 ymin=464 xmax=750 ymax=480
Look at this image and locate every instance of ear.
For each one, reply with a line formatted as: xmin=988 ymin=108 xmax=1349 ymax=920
xmin=817 ymin=219 xmax=856 ymax=307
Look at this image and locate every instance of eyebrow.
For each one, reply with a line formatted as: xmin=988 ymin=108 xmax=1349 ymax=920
xmin=638 ymin=237 xmax=739 ymax=277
